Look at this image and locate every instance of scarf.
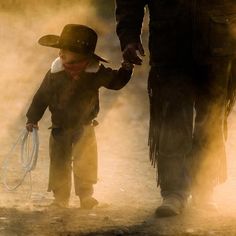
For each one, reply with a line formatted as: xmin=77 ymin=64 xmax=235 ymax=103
xmin=63 ymin=60 xmax=89 ymax=79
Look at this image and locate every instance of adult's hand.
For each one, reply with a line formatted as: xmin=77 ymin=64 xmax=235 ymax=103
xmin=123 ymin=42 xmax=145 ymax=65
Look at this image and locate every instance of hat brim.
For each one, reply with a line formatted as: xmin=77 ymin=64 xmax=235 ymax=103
xmin=38 ymin=35 xmax=108 ymax=63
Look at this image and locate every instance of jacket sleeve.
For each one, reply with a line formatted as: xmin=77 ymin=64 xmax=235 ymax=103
xmin=96 ymin=64 xmax=132 ymax=90
xmin=26 ymin=71 xmax=51 ymax=124
xmin=116 ymin=0 xmax=147 ymax=50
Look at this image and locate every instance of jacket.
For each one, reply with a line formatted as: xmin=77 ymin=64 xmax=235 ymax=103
xmin=116 ymin=0 xmax=236 ymax=66
xmin=26 ymin=58 xmax=132 ymax=129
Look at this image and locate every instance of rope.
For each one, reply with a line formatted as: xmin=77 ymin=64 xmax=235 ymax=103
xmin=2 ymin=128 xmax=39 ymax=191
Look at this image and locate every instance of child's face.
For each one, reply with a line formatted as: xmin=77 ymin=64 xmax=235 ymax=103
xmin=59 ymin=49 xmax=88 ymax=64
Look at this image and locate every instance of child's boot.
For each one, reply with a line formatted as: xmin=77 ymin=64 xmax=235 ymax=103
xmin=77 ymin=183 xmax=98 ymax=209
xmin=50 ymin=188 xmax=70 ymax=208
xmin=80 ymin=196 xmax=98 ymax=209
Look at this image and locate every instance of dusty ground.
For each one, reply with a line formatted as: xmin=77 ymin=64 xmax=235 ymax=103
xmin=1 ymin=2 xmax=236 ymax=236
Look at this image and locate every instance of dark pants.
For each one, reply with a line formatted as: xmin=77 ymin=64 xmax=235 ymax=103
xmin=148 ymin=58 xmax=231 ymax=199
xmin=48 ymin=125 xmax=98 ymax=201
xmin=191 ymin=59 xmax=230 ymax=194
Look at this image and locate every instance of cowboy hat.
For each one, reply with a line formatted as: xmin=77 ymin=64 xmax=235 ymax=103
xmin=38 ymin=24 xmax=108 ymax=62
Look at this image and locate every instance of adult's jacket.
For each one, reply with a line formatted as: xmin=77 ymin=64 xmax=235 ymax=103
xmin=116 ymin=0 xmax=236 ymax=66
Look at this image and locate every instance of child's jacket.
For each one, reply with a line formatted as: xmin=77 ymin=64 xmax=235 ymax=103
xmin=26 ymin=58 xmax=132 ymax=129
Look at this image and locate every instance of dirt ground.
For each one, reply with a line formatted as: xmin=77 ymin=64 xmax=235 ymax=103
xmin=1 ymin=2 xmax=236 ymax=236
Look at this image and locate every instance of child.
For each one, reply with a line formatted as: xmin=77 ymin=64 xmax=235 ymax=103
xmin=26 ymin=24 xmax=133 ymax=209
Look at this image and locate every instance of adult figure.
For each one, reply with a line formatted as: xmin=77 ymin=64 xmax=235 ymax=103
xmin=116 ymin=0 xmax=236 ymax=216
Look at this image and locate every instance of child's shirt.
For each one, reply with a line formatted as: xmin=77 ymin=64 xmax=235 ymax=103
xmin=26 ymin=58 xmax=132 ymax=129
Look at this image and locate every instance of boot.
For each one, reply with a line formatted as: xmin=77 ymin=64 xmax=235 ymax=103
xmin=155 ymin=195 xmax=186 ymax=217
xmin=80 ymin=196 xmax=98 ymax=209
xmin=76 ymin=183 xmax=98 ymax=209
xmin=50 ymin=198 xmax=69 ymax=208
xmin=50 ymin=188 xmax=70 ymax=208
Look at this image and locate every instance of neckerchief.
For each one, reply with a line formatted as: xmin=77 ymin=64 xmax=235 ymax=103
xmin=63 ymin=60 xmax=89 ymax=79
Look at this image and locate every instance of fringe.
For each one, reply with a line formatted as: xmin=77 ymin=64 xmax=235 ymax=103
xmin=148 ymin=68 xmax=229 ymax=187
xmin=148 ymin=81 xmax=163 ymax=186
xmin=226 ymin=66 xmax=236 ymax=117
xmin=148 ymin=87 xmax=159 ymax=169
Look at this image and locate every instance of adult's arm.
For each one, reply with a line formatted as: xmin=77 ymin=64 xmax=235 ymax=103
xmin=116 ymin=0 xmax=147 ymax=51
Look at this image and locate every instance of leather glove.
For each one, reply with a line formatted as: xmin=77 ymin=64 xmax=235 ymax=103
xmin=122 ymin=42 xmax=145 ymax=65
xmin=26 ymin=123 xmax=38 ymax=132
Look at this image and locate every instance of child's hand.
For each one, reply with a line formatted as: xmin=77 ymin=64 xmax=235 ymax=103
xmin=26 ymin=123 xmax=38 ymax=132
xmin=121 ymin=61 xmax=134 ymax=71
xmin=122 ymin=42 xmax=145 ymax=65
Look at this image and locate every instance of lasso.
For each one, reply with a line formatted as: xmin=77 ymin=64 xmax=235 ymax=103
xmin=2 ymin=128 xmax=39 ymax=191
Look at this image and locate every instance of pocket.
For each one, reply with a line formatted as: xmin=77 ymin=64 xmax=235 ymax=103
xmin=209 ymin=13 xmax=236 ymax=56
xmin=194 ymin=8 xmax=236 ymax=61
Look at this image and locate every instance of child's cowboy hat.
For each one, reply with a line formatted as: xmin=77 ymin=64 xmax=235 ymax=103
xmin=38 ymin=24 xmax=108 ymax=62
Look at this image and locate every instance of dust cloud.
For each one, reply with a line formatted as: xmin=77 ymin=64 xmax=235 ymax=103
xmin=0 ymin=0 xmax=133 ymax=148
xmin=0 ymin=0 xmax=151 ymax=207
xmin=1 ymin=1 xmax=236 ymax=235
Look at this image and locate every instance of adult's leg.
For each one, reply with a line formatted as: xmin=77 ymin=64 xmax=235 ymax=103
xmin=191 ymin=59 xmax=231 ymax=206
xmin=48 ymin=129 xmax=73 ymax=207
xmin=148 ymin=66 xmax=194 ymax=216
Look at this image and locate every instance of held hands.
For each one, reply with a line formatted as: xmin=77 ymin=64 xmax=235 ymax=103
xmin=26 ymin=123 xmax=39 ymax=132
xmin=121 ymin=61 xmax=134 ymax=70
xmin=123 ymin=42 xmax=145 ymax=65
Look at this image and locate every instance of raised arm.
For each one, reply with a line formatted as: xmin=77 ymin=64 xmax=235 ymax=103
xmin=96 ymin=63 xmax=133 ymax=90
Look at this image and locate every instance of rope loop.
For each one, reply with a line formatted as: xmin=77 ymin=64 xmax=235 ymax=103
xmin=2 ymin=128 xmax=39 ymax=191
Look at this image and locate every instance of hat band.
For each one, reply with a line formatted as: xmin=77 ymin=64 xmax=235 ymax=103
xmin=59 ymin=39 xmax=95 ymax=53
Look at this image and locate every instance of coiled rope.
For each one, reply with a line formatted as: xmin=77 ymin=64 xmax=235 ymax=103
xmin=2 ymin=128 xmax=39 ymax=191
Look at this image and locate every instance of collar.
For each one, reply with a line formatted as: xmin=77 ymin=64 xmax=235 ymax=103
xmin=50 ymin=57 xmax=100 ymax=74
